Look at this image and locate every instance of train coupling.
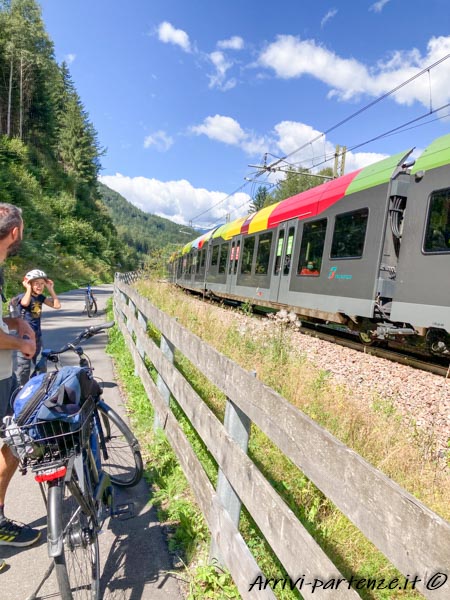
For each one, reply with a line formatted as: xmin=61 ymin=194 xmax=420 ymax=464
xmin=374 ymin=325 xmax=416 ymax=340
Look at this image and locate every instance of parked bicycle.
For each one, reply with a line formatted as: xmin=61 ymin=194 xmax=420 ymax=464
xmin=84 ymin=282 xmax=98 ymax=318
xmin=3 ymin=321 xmax=143 ymax=599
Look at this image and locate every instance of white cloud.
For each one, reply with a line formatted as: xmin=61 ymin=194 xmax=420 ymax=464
xmin=259 ymin=36 xmax=369 ymax=93
xmin=258 ymin=34 xmax=450 ymax=109
xmin=271 ymin=121 xmax=387 ymax=172
xmin=217 ymin=36 xmax=244 ymax=50
xmin=208 ymin=51 xmax=236 ymax=90
xmin=99 ymin=174 xmax=250 ymax=226
xmin=370 ymin=0 xmax=390 ymax=13
xmin=157 ymin=21 xmax=191 ymax=53
xmin=321 ymin=9 xmax=337 ymax=28
xmin=191 ymin=115 xmax=246 ymax=145
xmin=143 ymin=130 xmax=173 ymax=152
xmin=64 ymin=53 xmax=76 ymax=64
xmin=190 ymin=114 xmax=388 ymax=178
xmin=191 ymin=114 xmax=269 ymax=156
xmin=343 ymin=151 xmax=388 ymax=172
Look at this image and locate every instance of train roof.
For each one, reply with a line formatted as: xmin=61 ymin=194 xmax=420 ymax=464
xmin=180 ymin=133 xmax=450 ymax=253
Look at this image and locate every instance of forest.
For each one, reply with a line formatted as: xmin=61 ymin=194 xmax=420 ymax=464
xmin=98 ymin=182 xmax=198 ymax=268
xmin=0 ymin=0 xmax=196 ymax=299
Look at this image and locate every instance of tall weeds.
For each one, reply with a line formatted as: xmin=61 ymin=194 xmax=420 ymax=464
xmin=109 ymin=280 xmax=450 ymax=600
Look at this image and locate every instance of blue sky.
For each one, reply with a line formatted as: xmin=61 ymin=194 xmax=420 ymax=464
xmin=40 ymin=0 xmax=450 ymax=229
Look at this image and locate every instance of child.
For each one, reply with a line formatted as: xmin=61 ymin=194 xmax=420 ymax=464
xmin=14 ymin=268 xmax=61 ymax=386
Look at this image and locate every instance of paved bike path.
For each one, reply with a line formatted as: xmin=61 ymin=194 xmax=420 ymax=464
xmin=3 ymin=284 xmax=184 ymax=600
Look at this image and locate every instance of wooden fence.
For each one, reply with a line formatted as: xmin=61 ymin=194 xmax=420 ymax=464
xmin=114 ymin=273 xmax=450 ymax=600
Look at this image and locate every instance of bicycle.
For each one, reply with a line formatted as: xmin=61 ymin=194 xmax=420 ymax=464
xmin=84 ymin=282 xmax=98 ymax=318
xmin=3 ymin=321 xmax=143 ymax=599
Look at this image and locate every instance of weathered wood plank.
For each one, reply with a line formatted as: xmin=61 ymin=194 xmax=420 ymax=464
xmin=117 ymin=282 xmax=450 ymax=600
xmin=116 ymin=317 xmax=276 ymax=600
xmin=121 ymin=302 xmax=360 ymax=598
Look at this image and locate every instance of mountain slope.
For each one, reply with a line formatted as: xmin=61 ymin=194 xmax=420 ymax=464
xmin=98 ymin=182 xmax=199 ymax=262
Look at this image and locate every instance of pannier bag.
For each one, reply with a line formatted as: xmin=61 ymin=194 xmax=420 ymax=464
xmin=3 ymin=366 xmax=102 ymax=460
xmin=13 ymin=366 xmax=102 ymax=428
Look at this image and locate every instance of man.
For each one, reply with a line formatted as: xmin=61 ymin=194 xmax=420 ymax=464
xmin=0 ymin=203 xmax=40 ymax=554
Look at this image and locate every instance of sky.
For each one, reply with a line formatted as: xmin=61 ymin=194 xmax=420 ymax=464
xmin=39 ymin=0 xmax=450 ymax=230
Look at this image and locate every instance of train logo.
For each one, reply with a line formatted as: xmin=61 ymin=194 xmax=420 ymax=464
xmin=328 ymin=267 xmax=352 ymax=280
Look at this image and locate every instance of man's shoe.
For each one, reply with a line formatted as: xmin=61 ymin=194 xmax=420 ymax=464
xmin=0 ymin=518 xmax=41 ymax=547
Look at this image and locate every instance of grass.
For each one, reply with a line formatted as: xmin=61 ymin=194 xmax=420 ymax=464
xmin=107 ymin=279 xmax=450 ymax=600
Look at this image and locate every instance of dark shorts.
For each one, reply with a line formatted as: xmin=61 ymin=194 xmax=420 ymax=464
xmin=0 ymin=375 xmax=18 ymax=421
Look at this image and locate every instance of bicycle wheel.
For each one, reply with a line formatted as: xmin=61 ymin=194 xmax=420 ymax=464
xmin=48 ymin=476 xmax=100 ymax=600
xmin=85 ymin=294 xmax=93 ymax=318
xmin=90 ymin=296 xmax=98 ymax=317
xmin=97 ymin=400 xmax=143 ymax=487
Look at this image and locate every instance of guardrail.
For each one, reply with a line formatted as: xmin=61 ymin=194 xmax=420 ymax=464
xmin=114 ymin=273 xmax=450 ymax=600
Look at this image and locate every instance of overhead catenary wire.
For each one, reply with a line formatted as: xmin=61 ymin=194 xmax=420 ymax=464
xmin=265 ymin=53 xmax=450 ymax=172
xmin=188 ymin=53 xmax=450 ymax=229
xmin=285 ymin=100 xmax=450 ymax=175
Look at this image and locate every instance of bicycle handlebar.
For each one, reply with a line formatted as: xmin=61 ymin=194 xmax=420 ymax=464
xmin=42 ymin=321 xmax=115 ymax=357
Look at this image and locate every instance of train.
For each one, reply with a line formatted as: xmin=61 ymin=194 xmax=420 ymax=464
xmin=168 ymin=133 xmax=450 ymax=357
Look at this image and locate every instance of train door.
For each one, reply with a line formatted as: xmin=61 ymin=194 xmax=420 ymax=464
xmin=227 ymin=237 xmax=241 ymax=293
xmin=269 ymin=221 xmax=297 ymax=302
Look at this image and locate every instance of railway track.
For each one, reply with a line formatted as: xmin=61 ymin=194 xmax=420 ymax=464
xmin=294 ymin=322 xmax=450 ymax=378
xmin=174 ymin=284 xmax=450 ymax=378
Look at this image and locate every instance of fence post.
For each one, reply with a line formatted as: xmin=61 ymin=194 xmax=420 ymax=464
xmin=154 ymin=334 xmax=175 ymax=432
xmin=135 ymin=309 xmax=147 ymax=374
xmin=209 ymin=374 xmax=252 ymax=566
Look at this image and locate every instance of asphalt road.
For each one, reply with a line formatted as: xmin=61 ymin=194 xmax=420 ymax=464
xmin=2 ymin=284 xmax=183 ymax=600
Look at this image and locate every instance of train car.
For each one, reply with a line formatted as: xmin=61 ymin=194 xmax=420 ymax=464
xmin=172 ymin=134 xmax=450 ymax=355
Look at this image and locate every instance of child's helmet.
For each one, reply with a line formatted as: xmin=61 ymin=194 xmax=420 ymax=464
xmin=24 ymin=269 xmax=47 ymax=281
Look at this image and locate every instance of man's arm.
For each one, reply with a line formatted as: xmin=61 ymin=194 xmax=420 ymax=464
xmin=0 ymin=327 xmax=36 ymax=358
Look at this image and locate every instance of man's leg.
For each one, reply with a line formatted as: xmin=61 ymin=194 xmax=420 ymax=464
xmin=0 ymin=376 xmax=40 ymax=548
xmin=0 ymin=445 xmax=17 ymax=506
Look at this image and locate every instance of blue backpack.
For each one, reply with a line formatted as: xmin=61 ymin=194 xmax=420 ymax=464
xmin=12 ymin=366 xmax=102 ymax=439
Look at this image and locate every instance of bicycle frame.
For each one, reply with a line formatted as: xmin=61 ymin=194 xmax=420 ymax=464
xmin=28 ymin=399 xmax=113 ymax=558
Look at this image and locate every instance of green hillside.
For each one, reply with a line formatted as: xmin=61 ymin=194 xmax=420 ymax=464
xmin=0 ymin=0 xmax=134 ymax=299
xmin=98 ymin=182 xmax=199 ymax=267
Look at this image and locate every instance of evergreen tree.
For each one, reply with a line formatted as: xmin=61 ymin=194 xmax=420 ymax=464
xmin=0 ymin=0 xmax=56 ymax=144
xmin=249 ymin=185 xmax=271 ymax=213
xmin=271 ymin=166 xmax=334 ymax=202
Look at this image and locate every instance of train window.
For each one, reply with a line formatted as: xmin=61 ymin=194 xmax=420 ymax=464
xmin=241 ymin=236 xmax=255 ymax=274
xmin=274 ymin=229 xmax=285 ymax=275
xmin=298 ymin=219 xmax=327 ymax=276
xmin=233 ymin=240 xmax=241 ymax=274
xmin=218 ymin=242 xmax=229 ymax=273
xmin=211 ymin=245 xmax=219 ymax=266
xmin=255 ymin=232 xmax=273 ymax=275
xmin=229 ymin=242 xmax=235 ymax=274
xmin=284 ymin=227 xmax=295 ymax=275
xmin=200 ymin=249 xmax=206 ymax=268
xmin=424 ymin=190 xmax=450 ymax=253
xmin=331 ymin=208 xmax=368 ymax=259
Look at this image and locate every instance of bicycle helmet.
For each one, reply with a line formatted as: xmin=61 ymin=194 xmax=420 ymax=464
xmin=24 ymin=269 xmax=48 ymax=282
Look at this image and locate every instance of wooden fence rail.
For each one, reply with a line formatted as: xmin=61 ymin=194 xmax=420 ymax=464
xmin=114 ymin=274 xmax=450 ymax=600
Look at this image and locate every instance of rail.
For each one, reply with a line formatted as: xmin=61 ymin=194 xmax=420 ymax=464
xmin=113 ymin=273 xmax=450 ymax=600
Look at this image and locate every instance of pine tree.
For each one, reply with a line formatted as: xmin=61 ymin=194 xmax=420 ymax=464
xmin=272 ymin=167 xmax=333 ymax=202
xmin=249 ymin=185 xmax=271 ymax=213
